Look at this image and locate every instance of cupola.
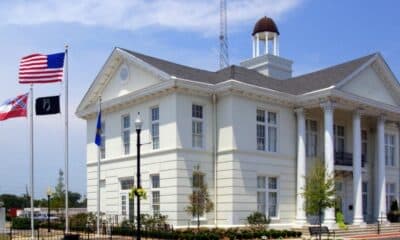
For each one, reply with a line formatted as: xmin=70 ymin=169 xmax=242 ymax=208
xmin=240 ymin=16 xmax=293 ymax=80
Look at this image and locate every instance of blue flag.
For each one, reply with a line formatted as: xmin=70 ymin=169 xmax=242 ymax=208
xmin=95 ymin=111 xmax=102 ymax=146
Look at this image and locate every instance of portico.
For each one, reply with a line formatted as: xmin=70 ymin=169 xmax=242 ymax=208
xmin=295 ymin=96 xmax=399 ymax=226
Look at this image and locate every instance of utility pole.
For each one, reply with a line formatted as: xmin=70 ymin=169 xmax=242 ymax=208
xmin=219 ymin=0 xmax=229 ymax=69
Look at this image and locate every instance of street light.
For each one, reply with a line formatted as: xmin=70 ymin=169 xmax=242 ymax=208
xmin=134 ymin=112 xmax=143 ymax=240
xmin=46 ymin=187 xmax=53 ymax=233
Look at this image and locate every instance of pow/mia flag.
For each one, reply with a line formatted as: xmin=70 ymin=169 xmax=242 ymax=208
xmin=35 ymin=96 xmax=60 ymax=115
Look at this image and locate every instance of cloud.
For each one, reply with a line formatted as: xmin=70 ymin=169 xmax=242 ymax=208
xmin=0 ymin=0 xmax=301 ymax=35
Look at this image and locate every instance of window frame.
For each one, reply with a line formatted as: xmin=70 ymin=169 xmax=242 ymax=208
xmin=256 ymin=109 xmax=278 ymax=153
xmin=151 ymin=106 xmax=160 ymax=150
xmin=362 ymin=129 xmax=368 ymax=162
xmin=256 ymin=175 xmax=279 ymax=219
xmin=334 ymin=125 xmax=345 ymax=153
xmin=192 ymin=104 xmax=204 ymax=149
xmin=121 ymin=114 xmax=131 ymax=155
xmin=385 ymin=133 xmax=395 ymax=167
xmin=150 ymin=174 xmax=160 ymax=216
xmin=256 ymin=109 xmax=266 ymax=151
xmin=306 ymin=119 xmax=318 ymax=157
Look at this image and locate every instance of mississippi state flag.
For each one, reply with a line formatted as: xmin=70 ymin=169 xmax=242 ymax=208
xmin=19 ymin=52 xmax=65 ymax=84
xmin=0 ymin=93 xmax=28 ymax=121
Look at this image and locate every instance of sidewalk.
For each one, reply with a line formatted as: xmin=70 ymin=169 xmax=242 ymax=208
xmin=345 ymin=232 xmax=400 ymax=239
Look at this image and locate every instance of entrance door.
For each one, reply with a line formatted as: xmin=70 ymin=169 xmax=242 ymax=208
xmin=120 ymin=192 xmax=134 ymax=223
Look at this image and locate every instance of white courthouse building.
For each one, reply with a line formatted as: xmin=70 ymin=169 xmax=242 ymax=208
xmin=76 ymin=17 xmax=400 ymax=228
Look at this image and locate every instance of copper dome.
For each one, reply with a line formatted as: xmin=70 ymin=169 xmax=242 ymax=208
xmin=252 ymin=16 xmax=279 ymax=36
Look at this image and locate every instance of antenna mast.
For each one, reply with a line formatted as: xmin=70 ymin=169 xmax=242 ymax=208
xmin=219 ymin=0 xmax=229 ymax=69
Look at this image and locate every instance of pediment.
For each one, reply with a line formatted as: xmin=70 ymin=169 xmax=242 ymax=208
xmin=101 ymin=60 xmax=163 ymax=102
xmin=76 ymin=48 xmax=170 ymax=117
xmin=338 ymin=56 xmax=400 ymax=107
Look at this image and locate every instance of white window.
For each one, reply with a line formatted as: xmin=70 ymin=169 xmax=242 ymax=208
xmin=192 ymin=104 xmax=203 ymax=148
xmin=385 ymin=134 xmax=395 ymax=167
xmin=151 ymin=174 xmax=160 ymax=216
xmin=256 ymin=110 xmax=278 ymax=152
xmin=256 ymin=110 xmax=265 ymax=151
xmin=386 ymin=183 xmax=396 ymax=211
xmin=362 ymin=182 xmax=368 ymax=216
xmin=362 ymin=130 xmax=367 ymax=163
xmin=256 ymin=176 xmax=278 ymax=218
xmin=267 ymin=112 xmax=277 ymax=152
xmin=100 ymin=121 xmax=106 ymax=159
xmin=122 ymin=115 xmax=130 ymax=155
xmin=334 ymin=125 xmax=345 ymax=153
xmin=306 ymin=119 xmax=317 ymax=157
xmin=120 ymin=179 xmax=134 ymax=222
xmin=151 ymin=107 xmax=160 ymax=150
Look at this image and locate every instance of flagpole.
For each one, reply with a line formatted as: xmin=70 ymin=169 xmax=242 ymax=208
xmin=96 ymin=97 xmax=101 ymax=236
xmin=29 ymin=84 xmax=34 ymax=240
xmin=64 ymin=45 xmax=70 ymax=233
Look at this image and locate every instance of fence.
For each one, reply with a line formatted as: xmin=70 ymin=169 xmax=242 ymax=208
xmin=0 ymin=227 xmax=129 ymax=240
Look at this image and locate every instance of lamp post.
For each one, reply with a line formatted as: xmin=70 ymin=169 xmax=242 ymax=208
xmin=135 ymin=112 xmax=143 ymax=240
xmin=46 ymin=187 xmax=52 ymax=233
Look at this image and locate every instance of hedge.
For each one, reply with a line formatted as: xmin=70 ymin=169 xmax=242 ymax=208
xmin=111 ymin=226 xmax=301 ymax=239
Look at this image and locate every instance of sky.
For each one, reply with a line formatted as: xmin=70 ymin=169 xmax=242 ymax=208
xmin=0 ymin=0 xmax=399 ymax=198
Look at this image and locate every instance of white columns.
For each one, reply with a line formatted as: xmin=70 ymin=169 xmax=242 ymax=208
xmin=295 ymin=108 xmax=307 ymax=224
xmin=255 ymin=33 xmax=260 ymax=57
xmin=377 ymin=115 xmax=387 ymax=222
xmin=273 ymin=33 xmax=279 ymax=56
xmin=252 ymin=36 xmax=256 ymax=58
xmin=321 ymin=101 xmax=336 ymax=225
xmin=352 ymin=110 xmax=364 ymax=224
xmin=265 ymin=33 xmax=269 ymax=55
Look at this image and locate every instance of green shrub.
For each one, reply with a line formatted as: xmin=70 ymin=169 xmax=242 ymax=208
xmin=247 ymin=212 xmax=270 ymax=229
xmin=12 ymin=218 xmax=38 ymax=229
xmin=335 ymin=211 xmax=348 ymax=230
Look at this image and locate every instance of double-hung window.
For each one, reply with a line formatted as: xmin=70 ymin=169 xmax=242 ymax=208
xmin=385 ymin=134 xmax=395 ymax=167
xmin=256 ymin=176 xmax=279 ymax=218
xmin=386 ymin=183 xmax=396 ymax=211
xmin=256 ymin=110 xmax=266 ymax=151
xmin=122 ymin=115 xmax=130 ymax=155
xmin=267 ymin=112 xmax=277 ymax=152
xmin=362 ymin=130 xmax=367 ymax=163
xmin=151 ymin=107 xmax=160 ymax=150
xmin=151 ymin=174 xmax=160 ymax=216
xmin=100 ymin=121 xmax=106 ymax=159
xmin=192 ymin=104 xmax=203 ymax=148
xmin=334 ymin=125 xmax=345 ymax=153
xmin=306 ymin=120 xmax=317 ymax=157
xmin=256 ymin=110 xmax=277 ymax=152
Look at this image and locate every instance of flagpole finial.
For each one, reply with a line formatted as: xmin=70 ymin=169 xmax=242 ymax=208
xmin=65 ymin=44 xmax=69 ymax=49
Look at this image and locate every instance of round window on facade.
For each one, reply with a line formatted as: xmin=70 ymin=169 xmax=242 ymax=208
xmin=119 ymin=65 xmax=129 ymax=83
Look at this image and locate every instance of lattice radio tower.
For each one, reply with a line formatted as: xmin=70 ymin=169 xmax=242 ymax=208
xmin=219 ymin=0 xmax=229 ymax=69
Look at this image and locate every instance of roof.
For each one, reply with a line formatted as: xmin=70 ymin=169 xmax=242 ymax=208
xmin=252 ymin=16 xmax=280 ymax=36
xmin=120 ymin=48 xmax=377 ymax=95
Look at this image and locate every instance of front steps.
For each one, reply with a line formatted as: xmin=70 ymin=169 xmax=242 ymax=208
xmin=293 ymin=222 xmax=400 ymax=239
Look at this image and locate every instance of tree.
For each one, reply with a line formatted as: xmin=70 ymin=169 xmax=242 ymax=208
xmin=52 ymin=169 xmax=65 ymax=210
xmin=185 ymin=165 xmax=214 ymax=230
xmin=302 ymin=159 xmax=336 ymax=240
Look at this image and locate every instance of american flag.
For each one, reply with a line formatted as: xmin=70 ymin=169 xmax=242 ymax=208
xmin=19 ymin=52 xmax=65 ymax=84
